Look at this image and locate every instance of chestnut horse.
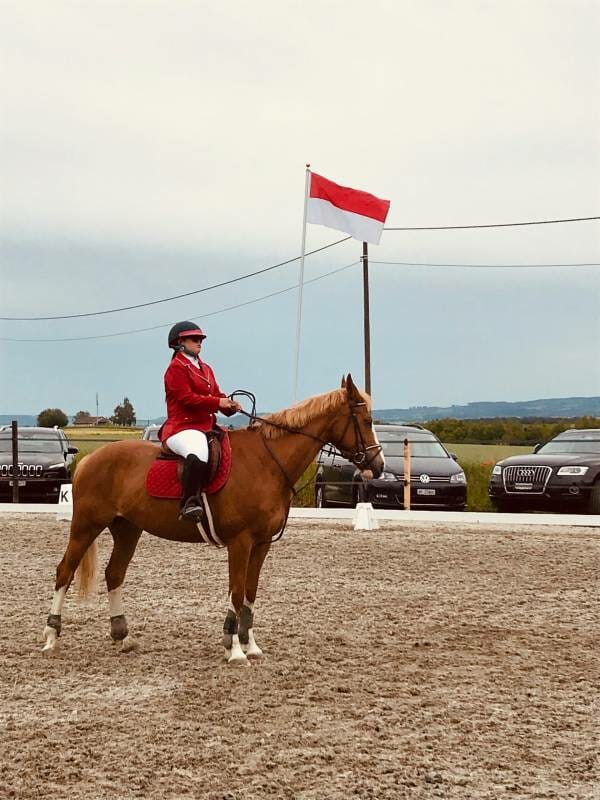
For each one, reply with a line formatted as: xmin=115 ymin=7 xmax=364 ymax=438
xmin=42 ymin=375 xmax=384 ymax=664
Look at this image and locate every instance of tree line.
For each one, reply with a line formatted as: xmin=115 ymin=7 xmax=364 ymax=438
xmin=420 ymin=416 xmax=600 ymax=444
xmin=37 ymin=397 xmax=137 ymax=428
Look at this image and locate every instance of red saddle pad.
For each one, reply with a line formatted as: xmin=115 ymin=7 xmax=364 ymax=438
xmin=146 ymin=432 xmax=232 ymax=499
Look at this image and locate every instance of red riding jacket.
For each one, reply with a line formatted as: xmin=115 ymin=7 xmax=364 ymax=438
xmin=159 ymin=352 xmax=230 ymax=440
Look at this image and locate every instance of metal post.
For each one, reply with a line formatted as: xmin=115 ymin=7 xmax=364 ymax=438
xmin=11 ymin=420 xmax=19 ymax=503
xmin=362 ymin=241 xmax=371 ymax=395
xmin=293 ymin=164 xmax=311 ymax=402
xmin=403 ymin=438 xmax=411 ymax=511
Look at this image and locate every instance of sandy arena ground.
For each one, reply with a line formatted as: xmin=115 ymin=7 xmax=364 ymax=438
xmin=0 ymin=514 xmax=598 ymax=799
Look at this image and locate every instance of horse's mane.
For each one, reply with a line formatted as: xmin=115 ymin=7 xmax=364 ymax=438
xmin=257 ymin=388 xmax=347 ymax=439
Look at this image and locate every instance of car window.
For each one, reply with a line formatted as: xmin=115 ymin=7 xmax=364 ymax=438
xmin=380 ymin=440 xmax=448 ymax=458
xmin=538 ymin=440 xmax=600 ymax=455
xmin=0 ymin=433 xmax=64 ymax=454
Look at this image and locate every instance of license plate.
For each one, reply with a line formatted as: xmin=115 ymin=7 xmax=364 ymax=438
xmin=9 ymin=480 xmax=26 ymax=487
xmin=514 ymin=483 xmax=532 ymax=491
xmin=417 ymin=488 xmax=436 ymax=496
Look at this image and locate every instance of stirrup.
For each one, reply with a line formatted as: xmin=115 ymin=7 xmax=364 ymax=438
xmin=179 ymin=496 xmax=205 ymax=522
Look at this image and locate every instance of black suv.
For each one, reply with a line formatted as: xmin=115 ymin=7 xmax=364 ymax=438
xmin=489 ymin=428 xmax=600 ymax=514
xmin=315 ymin=424 xmax=467 ymax=510
xmin=0 ymin=427 xmax=78 ymax=502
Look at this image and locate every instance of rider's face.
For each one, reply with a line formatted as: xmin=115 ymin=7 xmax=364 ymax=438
xmin=180 ymin=336 xmax=203 ymax=355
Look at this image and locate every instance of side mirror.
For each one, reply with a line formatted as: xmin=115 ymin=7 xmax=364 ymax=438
xmin=67 ymin=446 xmax=79 ymax=455
xmin=533 ymin=443 xmax=542 ymax=454
xmin=450 ymin=453 xmax=458 ymax=461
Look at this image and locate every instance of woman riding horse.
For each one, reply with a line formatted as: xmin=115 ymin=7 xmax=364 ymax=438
xmin=161 ymin=321 xmax=241 ymax=521
xmin=42 ymin=375 xmax=384 ymax=665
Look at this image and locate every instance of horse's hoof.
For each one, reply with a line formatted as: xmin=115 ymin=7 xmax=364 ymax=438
xmin=243 ymin=644 xmax=263 ymax=659
xmin=42 ymin=627 xmax=58 ymax=655
xmin=227 ymin=652 xmax=249 ymax=666
xmin=119 ymin=636 xmax=138 ymax=653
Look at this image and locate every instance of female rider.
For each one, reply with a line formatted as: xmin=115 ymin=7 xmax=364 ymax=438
xmin=159 ymin=321 xmax=240 ymax=521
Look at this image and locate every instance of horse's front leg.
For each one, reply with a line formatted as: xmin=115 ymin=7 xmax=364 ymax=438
xmin=238 ymin=540 xmax=272 ymax=659
xmin=222 ymin=534 xmax=252 ymax=665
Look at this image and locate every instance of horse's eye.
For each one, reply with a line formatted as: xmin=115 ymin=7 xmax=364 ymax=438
xmin=365 ymin=417 xmax=373 ymax=426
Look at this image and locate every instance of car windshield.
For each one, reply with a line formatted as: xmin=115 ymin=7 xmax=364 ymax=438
xmin=380 ymin=440 xmax=448 ymax=458
xmin=0 ymin=433 xmax=64 ymax=454
xmin=538 ymin=440 xmax=600 ymax=455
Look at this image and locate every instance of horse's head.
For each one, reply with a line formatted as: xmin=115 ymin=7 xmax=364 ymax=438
xmin=330 ymin=374 xmax=384 ymax=479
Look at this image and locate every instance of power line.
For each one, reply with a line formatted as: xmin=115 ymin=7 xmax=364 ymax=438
xmin=384 ymin=215 xmax=600 ymax=231
xmin=0 ymin=261 xmax=360 ymax=343
xmin=0 ymin=236 xmax=352 ymax=322
xmin=3 ymin=214 xmax=599 ymax=323
xmin=371 ymin=260 xmax=600 ymax=268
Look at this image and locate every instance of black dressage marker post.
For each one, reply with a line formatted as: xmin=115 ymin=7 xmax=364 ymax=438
xmin=11 ymin=420 xmax=19 ymax=503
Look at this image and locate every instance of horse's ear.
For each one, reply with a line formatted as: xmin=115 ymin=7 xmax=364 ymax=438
xmin=346 ymin=373 xmax=358 ymax=397
xmin=341 ymin=375 xmax=346 ymax=388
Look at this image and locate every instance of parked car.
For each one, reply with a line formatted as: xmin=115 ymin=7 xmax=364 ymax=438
xmin=489 ymin=428 xmax=600 ymax=514
xmin=315 ymin=424 xmax=467 ymax=510
xmin=0 ymin=426 xmax=78 ymax=502
xmin=142 ymin=424 xmax=161 ymax=442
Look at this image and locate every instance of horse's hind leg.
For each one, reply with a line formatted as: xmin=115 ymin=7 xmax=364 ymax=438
xmin=42 ymin=517 xmax=104 ymax=653
xmin=105 ymin=517 xmax=142 ymax=653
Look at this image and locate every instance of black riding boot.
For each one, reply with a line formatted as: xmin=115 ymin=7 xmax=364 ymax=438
xmin=179 ymin=455 xmax=210 ymax=522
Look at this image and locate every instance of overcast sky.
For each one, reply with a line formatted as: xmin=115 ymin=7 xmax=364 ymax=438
xmin=1 ymin=1 xmax=599 ymax=420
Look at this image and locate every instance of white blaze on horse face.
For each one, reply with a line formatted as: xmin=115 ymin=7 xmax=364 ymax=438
xmin=108 ymin=588 xmax=124 ymax=618
xmin=372 ymin=423 xmax=385 ymax=470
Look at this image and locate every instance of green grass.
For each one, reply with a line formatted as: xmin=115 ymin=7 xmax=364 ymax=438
xmin=444 ymin=442 xmax=532 ymax=464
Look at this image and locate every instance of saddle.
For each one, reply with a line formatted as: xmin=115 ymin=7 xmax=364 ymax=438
xmin=146 ymin=428 xmax=232 ymax=499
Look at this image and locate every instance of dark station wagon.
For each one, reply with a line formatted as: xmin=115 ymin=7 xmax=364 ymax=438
xmin=0 ymin=427 xmax=78 ymax=502
xmin=489 ymin=428 xmax=600 ymax=514
xmin=315 ymin=424 xmax=467 ymax=510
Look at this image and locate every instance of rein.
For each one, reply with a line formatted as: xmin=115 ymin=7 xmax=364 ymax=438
xmin=228 ymin=389 xmax=382 ymax=495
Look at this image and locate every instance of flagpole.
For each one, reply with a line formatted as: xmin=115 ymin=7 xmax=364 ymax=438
xmin=362 ymin=241 xmax=371 ymax=396
xmin=293 ymin=164 xmax=311 ymax=401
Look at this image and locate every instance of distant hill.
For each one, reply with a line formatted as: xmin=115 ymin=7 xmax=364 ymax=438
xmin=375 ymin=396 xmax=600 ymax=422
xmin=3 ymin=396 xmax=599 ymax=429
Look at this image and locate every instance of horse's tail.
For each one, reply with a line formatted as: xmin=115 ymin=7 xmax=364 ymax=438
xmin=72 ymin=455 xmax=100 ymax=598
xmin=76 ymin=538 xmax=99 ymax=599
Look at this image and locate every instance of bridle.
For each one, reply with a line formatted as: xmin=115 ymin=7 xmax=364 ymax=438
xmin=229 ymin=390 xmax=383 ymax=495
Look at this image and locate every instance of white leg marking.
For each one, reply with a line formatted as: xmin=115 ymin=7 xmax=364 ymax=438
xmin=228 ymin=633 xmax=248 ymax=665
xmin=42 ymin=628 xmax=58 ymax=653
xmin=50 ymin=586 xmax=67 ymax=616
xmin=108 ymin=587 xmax=124 ymax=617
xmin=241 ymin=596 xmax=262 ymax=658
xmin=42 ymin=586 xmax=67 ymax=652
xmin=243 ymin=629 xmax=263 ymax=659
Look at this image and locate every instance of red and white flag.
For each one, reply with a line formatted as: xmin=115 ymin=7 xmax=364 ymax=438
xmin=306 ymin=172 xmax=390 ymax=245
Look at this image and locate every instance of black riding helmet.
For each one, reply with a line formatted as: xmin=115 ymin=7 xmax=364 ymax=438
xmin=168 ymin=321 xmax=206 ymax=350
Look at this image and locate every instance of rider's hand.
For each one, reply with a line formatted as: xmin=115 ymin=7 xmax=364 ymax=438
xmin=218 ymin=398 xmax=240 ymax=413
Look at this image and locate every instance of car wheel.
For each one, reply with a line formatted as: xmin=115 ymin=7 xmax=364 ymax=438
xmin=588 ymin=481 xmax=600 ymax=514
xmin=315 ymin=482 xmax=329 ymax=509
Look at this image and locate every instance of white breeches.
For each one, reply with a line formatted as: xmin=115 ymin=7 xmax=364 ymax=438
xmin=165 ymin=430 xmax=209 ymax=462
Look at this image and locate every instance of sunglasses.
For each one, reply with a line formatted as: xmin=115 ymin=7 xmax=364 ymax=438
xmin=183 ymin=336 xmax=204 ymax=343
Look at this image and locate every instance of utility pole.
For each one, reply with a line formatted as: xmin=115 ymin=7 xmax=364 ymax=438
xmin=96 ymin=392 xmax=99 ymax=425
